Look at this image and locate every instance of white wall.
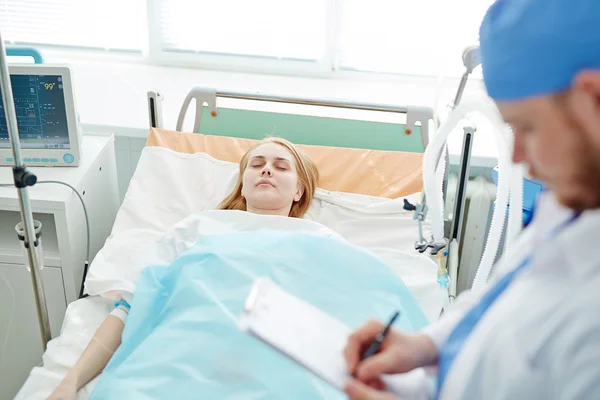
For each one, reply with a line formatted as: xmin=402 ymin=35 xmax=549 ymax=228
xmin=80 ymin=131 xmax=145 ymax=202
xmin=113 ymin=136 xmax=147 ymax=201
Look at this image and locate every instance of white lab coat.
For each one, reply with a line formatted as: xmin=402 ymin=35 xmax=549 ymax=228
xmin=401 ymin=193 xmax=600 ymax=400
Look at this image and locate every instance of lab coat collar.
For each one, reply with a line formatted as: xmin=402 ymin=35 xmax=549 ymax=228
xmin=530 ymin=192 xmax=600 ymax=280
xmin=555 ymin=207 xmax=600 ymax=280
xmin=528 ymin=192 xmax=574 ymax=239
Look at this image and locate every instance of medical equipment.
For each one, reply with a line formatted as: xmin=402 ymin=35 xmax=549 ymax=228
xmin=0 ymin=64 xmax=82 ymax=167
xmin=6 ymin=46 xmax=45 ymax=64
xmin=405 ymin=47 xmax=482 ymax=258
xmin=417 ymin=46 xmax=523 ymax=297
xmin=424 ymin=98 xmax=522 ymax=292
xmin=447 ymin=46 xmax=482 ymax=254
xmin=147 ymin=90 xmax=164 ymax=129
xmin=0 ymin=180 xmax=92 ymax=296
xmin=452 ymin=46 xmax=482 ymax=108
xmin=0 ymin=32 xmax=52 ymax=349
xmin=413 ymin=46 xmax=482 ymax=255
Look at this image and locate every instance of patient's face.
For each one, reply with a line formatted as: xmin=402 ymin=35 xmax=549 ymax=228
xmin=241 ymin=143 xmax=304 ymax=216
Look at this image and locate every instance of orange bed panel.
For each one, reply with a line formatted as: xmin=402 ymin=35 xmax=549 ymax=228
xmin=146 ymin=128 xmax=423 ymax=199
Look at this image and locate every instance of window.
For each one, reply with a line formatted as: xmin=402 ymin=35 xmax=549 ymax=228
xmin=152 ymin=0 xmax=494 ymax=78
xmin=0 ymin=0 xmax=146 ymax=52
xmin=157 ymin=0 xmax=327 ymax=61
xmin=1 ymin=0 xmax=494 ymax=78
xmin=337 ymin=0 xmax=494 ymax=77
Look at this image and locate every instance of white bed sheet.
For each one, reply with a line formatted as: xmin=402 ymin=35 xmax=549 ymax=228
xmin=16 ymin=146 xmax=445 ymax=399
xmin=15 ymin=296 xmax=111 ymax=399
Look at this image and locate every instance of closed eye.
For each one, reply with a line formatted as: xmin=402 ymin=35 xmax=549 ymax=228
xmin=275 ymin=160 xmax=291 ymax=171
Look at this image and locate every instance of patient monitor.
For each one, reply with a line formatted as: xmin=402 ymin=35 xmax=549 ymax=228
xmin=0 ymin=64 xmax=81 ymax=166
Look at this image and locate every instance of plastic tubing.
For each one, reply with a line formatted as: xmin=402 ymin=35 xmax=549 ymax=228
xmin=505 ymin=163 xmax=524 ymax=251
xmin=435 ymin=146 xmax=447 ymax=226
xmin=423 ymin=99 xmax=513 ymax=290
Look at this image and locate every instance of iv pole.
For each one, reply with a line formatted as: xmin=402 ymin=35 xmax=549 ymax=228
xmin=0 ymin=32 xmax=52 ymax=349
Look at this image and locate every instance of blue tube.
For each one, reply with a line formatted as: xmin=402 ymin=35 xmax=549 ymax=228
xmin=6 ymin=46 xmax=44 ymax=64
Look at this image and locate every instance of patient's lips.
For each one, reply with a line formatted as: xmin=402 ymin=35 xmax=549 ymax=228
xmin=257 ymin=179 xmax=275 ymax=187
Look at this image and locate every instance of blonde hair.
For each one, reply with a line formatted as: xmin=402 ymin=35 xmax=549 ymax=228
xmin=218 ymin=137 xmax=319 ymax=218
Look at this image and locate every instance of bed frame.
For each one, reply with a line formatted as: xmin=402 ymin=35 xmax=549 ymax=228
xmin=146 ymin=88 xmax=462 ymax=306
xmin=148 ymin=87 xmax=435 ymax=154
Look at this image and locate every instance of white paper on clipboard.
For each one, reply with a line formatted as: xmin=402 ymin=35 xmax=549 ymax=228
xmin=238 ymin=277 xmax=418 ymax=396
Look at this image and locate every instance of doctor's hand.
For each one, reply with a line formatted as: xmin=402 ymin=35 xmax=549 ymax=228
xmin=344 ymin=319 xmax=437 ymax=383
xmin=345 ymin=379 xmax=400 ymax=400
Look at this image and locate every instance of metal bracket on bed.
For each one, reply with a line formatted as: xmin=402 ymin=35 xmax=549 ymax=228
xmin=147 ymin=90 xmax=164 ymax=129
xmin=176 ymin=87 xmax=218 ymax=132
xmin=403 ymin=198 xmax=429 ymax=252
xmin=406 ymin=105 xmax=434 ymax=150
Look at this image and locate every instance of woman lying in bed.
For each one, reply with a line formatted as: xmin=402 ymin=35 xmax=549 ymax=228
xmin=48 ymin=137 xmax=319 ymax=399
xmin=47 ymin=137 xmax=428 ymax=400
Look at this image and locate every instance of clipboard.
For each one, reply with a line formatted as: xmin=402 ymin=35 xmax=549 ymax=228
xmin=238 ymin=277 xmax=409 ymax=395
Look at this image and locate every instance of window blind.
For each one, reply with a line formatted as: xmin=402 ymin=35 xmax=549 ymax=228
xmin=156 ymin=0 xmax=328 ymax=61
xmin=337 ymin=0 xmax=495 ymax=77
xmin=0 ymin=0 xmax=146 ymax=51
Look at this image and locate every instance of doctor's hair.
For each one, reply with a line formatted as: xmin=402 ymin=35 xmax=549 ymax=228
xmin=217 ymin=136 xmax=319 ymax=218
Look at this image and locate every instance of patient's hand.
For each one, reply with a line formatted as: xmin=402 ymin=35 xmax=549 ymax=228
xmin=47 ymin=376 xmax=77 ymax=400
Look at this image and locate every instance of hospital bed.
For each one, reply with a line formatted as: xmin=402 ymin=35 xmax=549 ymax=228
xmin=15 ymin=90 xmax=447 ymax=399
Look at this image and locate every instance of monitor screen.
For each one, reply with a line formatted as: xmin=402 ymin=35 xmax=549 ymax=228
xmin=0 ymin=74 xmax=70 ymax=149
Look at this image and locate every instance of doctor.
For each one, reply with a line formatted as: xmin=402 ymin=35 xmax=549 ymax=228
xmin=344 ymin=0 xmax=600 ymax=399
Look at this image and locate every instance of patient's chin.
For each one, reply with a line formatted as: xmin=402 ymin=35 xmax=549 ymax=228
xmin=248 ymin=194 xmax=289 ymax=211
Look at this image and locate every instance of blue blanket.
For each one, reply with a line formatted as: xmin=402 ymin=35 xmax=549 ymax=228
xmin=90 ymin=231 xmax=428 ymax=399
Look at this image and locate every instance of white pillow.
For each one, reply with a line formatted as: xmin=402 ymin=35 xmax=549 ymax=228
xmin=114 ymin=146 xmax=430 ymax=236
xmin=112 ymin=147 xmax=237 ymax=233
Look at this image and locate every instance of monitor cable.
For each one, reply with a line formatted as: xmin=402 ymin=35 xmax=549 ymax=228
xmin=0 ymin=180 xmax=91 ymax=299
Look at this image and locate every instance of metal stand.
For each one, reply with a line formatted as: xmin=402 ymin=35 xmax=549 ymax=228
xmin=0 ymin=32 xmax=52 ymax=350
xmin=411 ymin=46 xmax=482 ymax=255
xmin=147 ymin=90 xmax=164 ymax=129
xmin=449 ymin=126 xmax=476 ymax=245
xmin=403 ymin=198 xmax=429 ymax=253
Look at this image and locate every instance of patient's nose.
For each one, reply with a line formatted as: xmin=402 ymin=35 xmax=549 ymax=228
xmin=262 ymin=168 xmax=272 ymax=176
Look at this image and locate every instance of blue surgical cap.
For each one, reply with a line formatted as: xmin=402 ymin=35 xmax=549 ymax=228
xmin=479 ymin=0 xmax=600 ymax=101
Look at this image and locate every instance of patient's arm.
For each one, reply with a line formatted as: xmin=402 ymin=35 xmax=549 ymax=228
xmin=48 ymin=313 xmax=125 ymax=399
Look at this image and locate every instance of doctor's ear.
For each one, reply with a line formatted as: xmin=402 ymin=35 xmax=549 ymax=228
xmin=571 ymin=70 xmax=600 ymax=107
xmin=568 ymin=71 xmax=600 ymax=138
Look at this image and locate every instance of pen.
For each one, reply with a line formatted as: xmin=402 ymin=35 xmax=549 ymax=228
xmin=360 ymin=311 xmax=400 ymax=360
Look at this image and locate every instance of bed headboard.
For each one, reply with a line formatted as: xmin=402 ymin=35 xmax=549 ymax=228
xmin=171 ymin=88 xmax=435 ymax=153
xmin=145 ymin=88 xmax=435 ymax=197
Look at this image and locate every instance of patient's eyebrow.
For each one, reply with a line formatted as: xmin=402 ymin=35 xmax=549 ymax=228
xmin=251 ymin=155 xmax=291 ymax=163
